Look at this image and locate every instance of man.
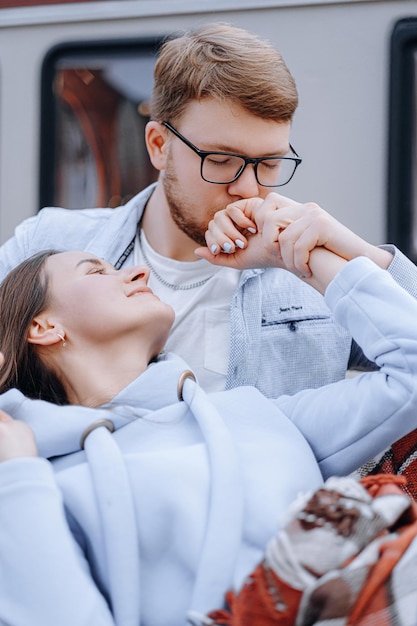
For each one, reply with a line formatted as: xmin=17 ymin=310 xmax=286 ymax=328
xmin=0 ymin=22 xmax=416 ymax=399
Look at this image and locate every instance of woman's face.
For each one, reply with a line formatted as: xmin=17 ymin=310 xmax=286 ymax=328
xmin=43 ymin=251 xmax=175 ymax=349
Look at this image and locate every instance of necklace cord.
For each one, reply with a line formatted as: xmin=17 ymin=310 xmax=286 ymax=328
xmin=138 ymin=230 xmax=214 ymax=291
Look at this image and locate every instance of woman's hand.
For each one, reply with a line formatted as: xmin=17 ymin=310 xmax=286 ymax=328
xmin=0 ymin=351 xmax=38 ymax=461
xmin=0 ymin=410 xmax=38 ymax=461
xmin=195 ymin=195 xmax=288 ymax=271
xmin=195 ymin=192 xmax=393 ymax=276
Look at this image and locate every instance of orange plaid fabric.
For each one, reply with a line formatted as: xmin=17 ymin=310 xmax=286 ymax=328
xmin=206 ymin=475 xmax=417 ymax=626
xmin=361 ymin=431 xmax=417 ymax=501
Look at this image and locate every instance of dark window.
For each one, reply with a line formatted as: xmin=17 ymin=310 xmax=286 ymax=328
xmin=388 ymin=18 xmax=417 ymax=263
xmin=40 ymin=37 xmax=162 ymax=210
xmin=0 ymin=1 xmax=104 ymax=6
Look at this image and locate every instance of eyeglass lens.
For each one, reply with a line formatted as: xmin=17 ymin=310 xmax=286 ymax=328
xmin=201 ymin=154 xmax=297 ymax=186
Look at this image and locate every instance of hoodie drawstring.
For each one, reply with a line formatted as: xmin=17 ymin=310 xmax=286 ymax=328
xmin=83 ymin=424 xmax=140 ymax=626
xmin=80 ymin=370 xmax=244 ymax=625
xmin=181 ymin=374 xmax=244 ymax=617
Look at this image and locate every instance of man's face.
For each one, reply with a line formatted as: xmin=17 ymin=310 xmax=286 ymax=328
xmin=160 ymin=99 xmax=292 ymax=246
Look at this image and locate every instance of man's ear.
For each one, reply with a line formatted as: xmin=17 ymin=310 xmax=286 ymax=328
xmin=27 ymin=317 xmax=62 ymax=346
xmin=145 ymin=121 xmax=168 ymax=170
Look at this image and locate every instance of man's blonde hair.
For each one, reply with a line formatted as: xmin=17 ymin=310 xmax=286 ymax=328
xmin=151 ymin=22 xmax=298 ymax=124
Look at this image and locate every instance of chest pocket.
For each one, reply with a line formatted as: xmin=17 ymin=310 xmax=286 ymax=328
xmin=260 ymin=288 xmax=337 ymax=332
xmin=257 ymin=298 xmax=351 ymax=397
xmin=261 ymin=305 xmax=331 ymax=331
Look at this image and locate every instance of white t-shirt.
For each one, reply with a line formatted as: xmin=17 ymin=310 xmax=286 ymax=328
xmin=134 ymin=230 xmax=240 ymax=392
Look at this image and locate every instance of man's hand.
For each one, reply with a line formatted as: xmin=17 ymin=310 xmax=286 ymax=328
xmin=195 ymin=192 xmax=393 ymax=275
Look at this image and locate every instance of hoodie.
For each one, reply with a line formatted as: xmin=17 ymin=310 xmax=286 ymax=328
xmin=0 ymin=257 xmax=416 ymax=626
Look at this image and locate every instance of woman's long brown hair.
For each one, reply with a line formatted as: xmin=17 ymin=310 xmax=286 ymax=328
xmin=0 ymin=250 xmax=68 ymax=404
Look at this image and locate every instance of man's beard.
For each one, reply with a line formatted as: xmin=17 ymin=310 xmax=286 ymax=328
xmin=162 ymin=162 xmax=219 ymax=247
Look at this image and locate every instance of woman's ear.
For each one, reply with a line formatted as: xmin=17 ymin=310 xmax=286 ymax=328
xmin=145 ymin=121 xmax=169 ymax=171
xmin=27 ymin=317 xmax=62 ymax=346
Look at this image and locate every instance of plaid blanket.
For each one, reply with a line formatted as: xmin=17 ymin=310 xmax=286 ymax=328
xmin=356 ymin=431 xmax=417 ymax=502
xmin=204 ymin=474 xmax=417 ymax=626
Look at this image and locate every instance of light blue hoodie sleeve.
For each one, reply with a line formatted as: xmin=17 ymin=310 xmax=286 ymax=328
xmin=0 ymin=457 xmax=116 ymax=626
xmin=275 ymin=257 xmax=417 ymax=478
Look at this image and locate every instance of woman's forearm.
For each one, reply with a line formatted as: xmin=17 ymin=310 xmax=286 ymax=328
xmin=301 ymin=247 xmax=348 ymax=295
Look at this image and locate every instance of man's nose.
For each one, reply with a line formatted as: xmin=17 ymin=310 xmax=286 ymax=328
xmin=226 ymin=163 xmax=260 ymax=198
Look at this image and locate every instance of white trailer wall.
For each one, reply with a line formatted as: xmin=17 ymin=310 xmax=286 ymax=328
xmin=0 ymin=0 xmax=416 ymax=244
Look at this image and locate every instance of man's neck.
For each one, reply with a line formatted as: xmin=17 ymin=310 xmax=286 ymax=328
xmin=141 ymin=184 xmax=200 ymax=261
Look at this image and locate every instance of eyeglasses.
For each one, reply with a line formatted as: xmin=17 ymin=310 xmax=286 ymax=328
xmin=162 ymin=121 xmax=302 ymax=187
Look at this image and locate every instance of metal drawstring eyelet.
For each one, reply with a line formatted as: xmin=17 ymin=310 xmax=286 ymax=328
xmin=80 ymin=418 xmax=115 ymax=449
xmin=177 ymin=370 xmax=196 ymax=401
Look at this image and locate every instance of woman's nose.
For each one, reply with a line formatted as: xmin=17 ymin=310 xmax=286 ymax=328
xmin=123 ymin=265 xmax=150 ymax=283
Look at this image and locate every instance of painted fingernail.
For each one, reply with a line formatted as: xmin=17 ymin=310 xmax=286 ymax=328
xmin=248 ymin=227 xmax=257 ymax=234
xmin=223 ymin=242 xmax=233 ymax=253
xmin=211 ymin=244 xmax=219 ymax=254
xmin=235 ymin=239 xmax=245 ymax=249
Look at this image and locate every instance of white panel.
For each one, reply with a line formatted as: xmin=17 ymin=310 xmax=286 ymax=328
xmin=0 ymin=0 xmax=416 ymax=244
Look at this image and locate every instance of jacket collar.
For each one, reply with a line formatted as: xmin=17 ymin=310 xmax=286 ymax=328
xmin=103 ymin=352 xmax=194 ymax=413
xmin=85 ymin=183 xmax=156 ymax=265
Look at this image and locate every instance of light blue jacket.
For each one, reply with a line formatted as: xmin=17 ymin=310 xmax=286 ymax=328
xmin=0 ymin=258 xmax=417 ymax=626
xmin=2 ymin=185 xmax=417 ymax=396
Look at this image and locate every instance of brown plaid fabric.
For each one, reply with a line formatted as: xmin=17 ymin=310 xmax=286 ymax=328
xmin=207 ymin=475 xmax=417 ymax=626
xmin=358 ymin=431 xmax=417 ymax=502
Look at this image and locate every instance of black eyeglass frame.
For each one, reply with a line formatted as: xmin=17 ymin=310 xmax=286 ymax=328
xmin=162 ymin=121 xmax=302 ymax=187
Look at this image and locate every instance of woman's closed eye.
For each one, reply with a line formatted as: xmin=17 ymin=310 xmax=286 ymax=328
xmin=75 ymin=257 xmax=115 ymax=275
xmin=87 ymin=267 xmax=106 ymax=275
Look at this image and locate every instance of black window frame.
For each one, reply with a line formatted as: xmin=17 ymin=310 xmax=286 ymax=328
xmin=39 ymin=35 xmax=163 ymax=211
xmin=387 ymin=17 xmax=417 ymax=263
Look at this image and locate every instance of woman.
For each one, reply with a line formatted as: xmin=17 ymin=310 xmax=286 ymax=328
xmin=0 ymin=233 xmax=416 ymax=625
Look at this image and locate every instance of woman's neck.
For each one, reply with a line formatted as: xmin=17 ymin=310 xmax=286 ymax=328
xmin=57 ymin=343 xmax=152 ymax=407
